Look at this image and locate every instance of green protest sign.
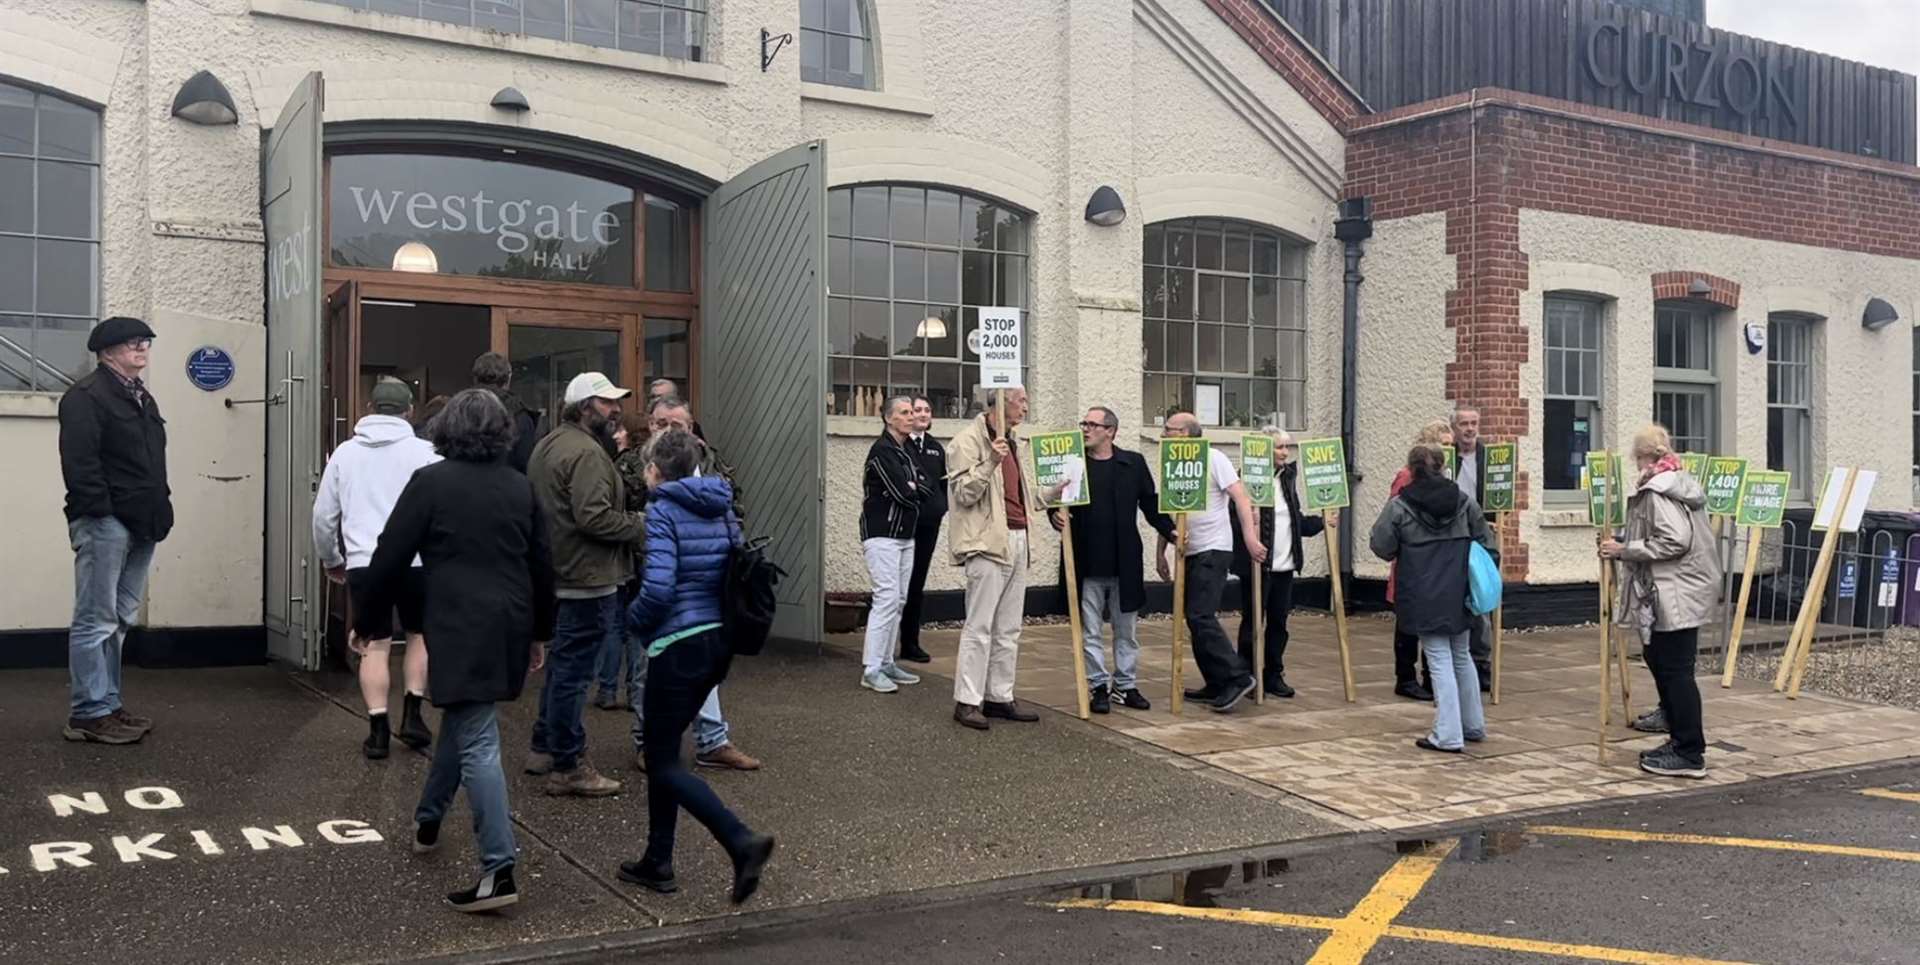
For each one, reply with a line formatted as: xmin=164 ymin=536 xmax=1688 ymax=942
xmin=1483 ymin=442 xmax=1517 ymax=512
xmin=1442 ymin=445 xmax=1458 ymax=479
xmin=1299 ymin=437 xmax=1350 ymax=511
xmin=1678 ymin=452 xmax=1707 ymax=480
xmin=1735 ymin=470 xmax=1791 ymax=528
xmin=1703 ymin=457 xmax=1749 ymax=517
xmin=1240 ymin=434 xmax=1276 ymax=508
xmin=1030 ymin=429 xmax=1089 ymax=508
xmin=1586 ymin=451 xmax=1623 ymax=528
xmin=1158 ymin=438 xmax=1211 ymax=514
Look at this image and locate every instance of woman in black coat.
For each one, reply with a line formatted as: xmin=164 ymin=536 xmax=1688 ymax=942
xmin=1230 ymin=432 xmax=1325 ymax=698
xmin=353 ymin=388 xmax=556 ymax=914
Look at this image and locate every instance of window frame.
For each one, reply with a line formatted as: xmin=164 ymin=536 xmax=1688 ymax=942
xmin=1651 ymin=302 xmax=1717 ymax=455
xmin=309 ymin=0 xmax=710 ymax=62
xmin=1767 ymin=313 xmax=1816 ymax=501
xmin=1542 ymin=294 xmax=1606 ymax=500
xmin=799 ymin=0 xmax=878 ymax=90
xmin=0 ymin=80 xmax=102 ymax=395
xmin=1139 ymin=217 xmax=1309 ymax=430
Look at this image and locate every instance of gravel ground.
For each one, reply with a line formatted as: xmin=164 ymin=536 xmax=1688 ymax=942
xmin=1731 ymin=625 xmax=1920 ymax=711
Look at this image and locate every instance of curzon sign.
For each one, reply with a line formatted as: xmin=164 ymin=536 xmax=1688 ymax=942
xmin=1580 ymin=21 xmax=1799 ymax=125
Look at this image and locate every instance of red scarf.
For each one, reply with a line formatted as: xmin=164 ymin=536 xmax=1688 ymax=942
xmin=1637 ymin=452 xmax=1684 ymax=489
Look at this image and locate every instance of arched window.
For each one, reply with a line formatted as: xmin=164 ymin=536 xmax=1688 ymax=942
xmin=1142 ymin=219 xmax=1307 ymax=429
xmin=827 ymin=185 xmax=1030 ymax=419
xmin=800 ymin=0 xmax=876 ymax=89
xmin=0 ymin=81 xmax=100 ymax=392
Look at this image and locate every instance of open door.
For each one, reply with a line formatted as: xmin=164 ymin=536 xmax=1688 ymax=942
xmin=700 ymin=142 xmax=827 ymax=644
xmin=262 ymin=72 xmax=326 ymax=670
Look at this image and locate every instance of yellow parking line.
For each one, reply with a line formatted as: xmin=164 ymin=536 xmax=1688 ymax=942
xmin=1045 ymin=897 xmax=1341 ymax=931
xmin=1529 ymin=825 xmax=1920 ymax=863
xmin=1859 ymin=787 xmax=1920 ymax=804
xmin=1385 ymin=924 xmax=1755 ymax=965
xmin=1305 ymin=840 xmax=1456 ymax=965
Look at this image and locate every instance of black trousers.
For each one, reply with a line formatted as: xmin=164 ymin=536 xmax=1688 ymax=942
xmin=1394 ymin=627 xmax=1425 ymax=687
xmin=1236 ymin=569 xmax=1295 ymax=682
xmin=898 ymin=519 xmax=942 ymax=652
xmin=1644 ymin=627 xmax=1706 ymax=761
xmin=1186 ymin=551 xmax=1250 ymax=690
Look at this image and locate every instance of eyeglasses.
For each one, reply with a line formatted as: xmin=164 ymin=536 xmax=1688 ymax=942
xmin=1078 ymin=421 xmax=1114 ymax=430
xmin=126 ymin=338 xmax=153 ymax=351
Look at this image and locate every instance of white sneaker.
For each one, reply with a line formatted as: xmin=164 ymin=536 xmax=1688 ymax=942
xmin=861 ymin=670 xmax=899 ymax=693
xmin=881 ymin=664 xmax=921 ymax=685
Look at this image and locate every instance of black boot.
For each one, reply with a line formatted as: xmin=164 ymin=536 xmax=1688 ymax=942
xmin=364 ymin=713 xmax=391 ymax=760
xmin=398 ymin=693 xmax=433 ymax=751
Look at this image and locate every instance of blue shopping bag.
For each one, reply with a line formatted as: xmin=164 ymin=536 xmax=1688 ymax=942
xmin=1467 ymin=542 xmax=1502 ymax=616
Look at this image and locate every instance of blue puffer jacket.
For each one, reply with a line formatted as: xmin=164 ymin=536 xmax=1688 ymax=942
xmin=627 ymin=476 xmax=739 ymax=645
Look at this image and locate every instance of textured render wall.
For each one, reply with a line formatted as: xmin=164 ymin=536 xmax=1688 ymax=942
xmin=1517 ymin=208 xmax=1920 ymax=584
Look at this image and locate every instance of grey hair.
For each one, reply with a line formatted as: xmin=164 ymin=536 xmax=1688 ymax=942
xmin=649 ymin=394 xmax=690 ymax=416
xmin=649 ymin=378 xmax=678 ymax=395
xmin=430 ymin=388 xmax=514 ymax=462
xmin=1450 ymin=404 xmax=1481 ymax=425
xmin=882 ymin=395 xmax=914 ymax=421
xmin=1088 ymin=406 xmax=1118 ymax=429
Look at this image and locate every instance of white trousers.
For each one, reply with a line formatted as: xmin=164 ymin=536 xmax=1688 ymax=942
xmin=954 ymin=529 xmax=1028 ymax=706
xmin=861 ymin=537 xmax=915 ymax=673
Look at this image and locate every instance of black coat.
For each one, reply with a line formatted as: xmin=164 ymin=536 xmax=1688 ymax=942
xmin=1231 ymin=462 xmax=1325 ymax=582
xmin=908 ymin=433 xmax=948 ymax=525
xmin=860 ymin=431 xmax=926 ymax=541
xmin=491 ymin=388 xmax=544 ymax=475
xmin=1368 ymin=474 xmax=1495 ymax=636
xmin=354 ymin=458 xmax=557 ymax=707
xmin=1059 ymin=447 xmax=1176 ymax=616
xmin=58 ymin=364 xmax=173 ymax=543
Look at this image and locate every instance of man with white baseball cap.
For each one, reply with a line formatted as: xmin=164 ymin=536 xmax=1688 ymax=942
xmin=524 ymin=372 xmax=642 ymax=798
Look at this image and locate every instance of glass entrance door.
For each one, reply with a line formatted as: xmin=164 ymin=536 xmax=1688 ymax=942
xmin=493 ymin=308 xmax=637 ymax=421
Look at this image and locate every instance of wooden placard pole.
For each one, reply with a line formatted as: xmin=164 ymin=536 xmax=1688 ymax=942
xmin=1775 ymin=468 xmax=1859 ymax=696
xmin=1596 ymin=534 xmax=1613 ymax=764
xmin=1253 ymin=565 xmax=1265 ymax=705
xmin=1720 ymin=527 xmax=1764 ymax=688
xmin=1060 ymin=512 xmax=1090 ymax=720
xmin=1326 ymin=517 xmax=1356 ymax=702
xmin=1610 ymin=557 xmax=1632 ymax=724
xmin=1491 ymin=512 xmax=1505 ymax=706
xmin=1172 ymin=516 xmax=1188 ymax=716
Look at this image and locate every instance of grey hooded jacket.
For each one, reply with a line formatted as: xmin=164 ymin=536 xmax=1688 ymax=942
xmin=1615 ymin=467 xmax=1722 ymax=632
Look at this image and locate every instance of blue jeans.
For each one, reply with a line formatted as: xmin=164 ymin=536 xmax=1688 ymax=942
xmin=530 ymin=595 xmax=615 ymax=771
xmin=640 ymin=629 xmax=749 ymax=868
xmin=68 ymin=516 xmax=155 ymax=720
xmin=416 ymin=701 xmax=517 ymax=874
xmin=630 ymin=651 xmax=730 ymax=755
xmin=595 ymin=586 xmax=640 ymax=700
xmin=1079 ymin=578 xmax=1139 ymax=690
xmin=1422 ymin=631 xmax=1485 ymax=750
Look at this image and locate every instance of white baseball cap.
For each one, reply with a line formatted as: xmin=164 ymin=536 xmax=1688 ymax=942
xmin=563 ymin=372 xmax=632 ymax=405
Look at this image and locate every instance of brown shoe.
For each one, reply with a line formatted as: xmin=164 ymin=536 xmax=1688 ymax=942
xmin=544 ymin=763 xmax=622 ymax=797
xmin=631 ymin=751 xmax=647 ymax=774
xmin=953 ymin=703 xmax=990 ymax=730
xmin=63 ymin=715 xmax=144 ymax=745
xmin=112 ymin=708 xmax=154 ymax=733
xmin=982 ymin=699 xmax=1040 ymax=722
xmin=696 ymin=744 xmax=762 ymax=771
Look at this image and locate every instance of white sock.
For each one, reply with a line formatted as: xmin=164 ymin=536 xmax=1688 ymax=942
xmin=369 ymin=708 xmax=388 ymax=718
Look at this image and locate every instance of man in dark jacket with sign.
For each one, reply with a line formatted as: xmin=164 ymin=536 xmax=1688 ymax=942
xmin=1231 ymin=429 xmax=1324 ymax=699
xmin=1049 ymin=406 xmax=1174 ymax=714
xmin=56 ymin=316 xmax=171 ymax=745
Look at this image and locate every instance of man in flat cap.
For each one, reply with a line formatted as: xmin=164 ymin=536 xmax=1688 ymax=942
xmin=57 ymin=316 xmax=170 ymax=745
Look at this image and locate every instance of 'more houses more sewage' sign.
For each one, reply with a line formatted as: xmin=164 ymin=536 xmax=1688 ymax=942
xmin=1 ymin=786 xmax=381 ymax=875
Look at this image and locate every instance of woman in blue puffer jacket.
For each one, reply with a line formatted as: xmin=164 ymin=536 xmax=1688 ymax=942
xmin=620 ymin=429 xmax=775 ymax=905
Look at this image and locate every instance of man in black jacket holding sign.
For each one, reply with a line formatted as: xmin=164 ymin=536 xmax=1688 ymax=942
xmin=1232 ymin=429 xmax=1325 ymax=698
xmin=1049 ymin=407 xmax=1176 ymax=714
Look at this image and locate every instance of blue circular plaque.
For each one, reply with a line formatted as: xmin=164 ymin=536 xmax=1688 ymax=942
xmin=185 ymin=346 xmax=235 ymax=392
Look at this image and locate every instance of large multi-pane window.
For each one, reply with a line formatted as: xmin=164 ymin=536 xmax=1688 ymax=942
xmin=800 ymin=0 xmax=876 ymax=89
xmin=1768 ymin=315 xmax=1814 ymax=498
xmin=1141 ymin=219 xmax=1307 ymax=429
xmin=1543 ymin=296 xmax=1604 ymax=493
xmin=0 ymin=82 xmax=99 ymax=393
xmin=313 ymin=0 xmax=709 ymax=60
xmin=826 ymin=185 xmax=1028 ymax=420
xmin=1652 ymin=303 xmax=1716 ymax=453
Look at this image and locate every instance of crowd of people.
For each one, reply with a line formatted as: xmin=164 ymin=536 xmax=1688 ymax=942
xmin=53 ymin=319 xmax=1723 ymax=914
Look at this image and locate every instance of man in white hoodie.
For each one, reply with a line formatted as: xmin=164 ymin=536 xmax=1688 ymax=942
xmin=313 ymin=377 xmax=442 ymax=758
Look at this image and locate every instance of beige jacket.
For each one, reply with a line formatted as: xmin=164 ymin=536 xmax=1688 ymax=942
xmin=1616 ymin=468 xmax=1722 ymax=632
xmin=945 ymin=412 xmax=1043 ymax=566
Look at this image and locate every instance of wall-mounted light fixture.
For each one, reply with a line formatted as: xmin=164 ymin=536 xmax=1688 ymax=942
xmin=490 ymin=87 xmax=531 ymax=112
xmin=391 ymin=242 xmax=439 ymax=274
xmin=1863 ymin=296 xmax=1901 ymax=332
xmin=170 ymin=70 xmax=238 ymax=126
xmin=1084 ymin=185 xmax=1126 ymax=227
xmin=1687 ymin=277 xmax=1713 ymax=298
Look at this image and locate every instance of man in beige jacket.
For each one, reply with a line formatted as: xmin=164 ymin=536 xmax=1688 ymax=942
xmin=945 ymin=388 xmax=1047 ymax=730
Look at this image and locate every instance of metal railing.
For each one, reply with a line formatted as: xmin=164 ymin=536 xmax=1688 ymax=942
xmin=0 ymin=331 xmax=77 ymax=392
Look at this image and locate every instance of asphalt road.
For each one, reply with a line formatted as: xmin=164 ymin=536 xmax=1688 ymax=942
xmin=620 ymin=762 xmax=1920 ymax=965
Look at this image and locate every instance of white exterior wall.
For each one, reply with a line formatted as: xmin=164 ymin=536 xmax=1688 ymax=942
xmin=0 ymin=0 xmax=1345 ymax=631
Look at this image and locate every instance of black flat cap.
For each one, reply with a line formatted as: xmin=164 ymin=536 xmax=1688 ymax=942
xmin=87 ymin=316 xmax=156 ymax=353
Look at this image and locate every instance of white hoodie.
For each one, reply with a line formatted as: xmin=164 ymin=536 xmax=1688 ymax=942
xmin=311 ymin=414 xmax=441 ymax=570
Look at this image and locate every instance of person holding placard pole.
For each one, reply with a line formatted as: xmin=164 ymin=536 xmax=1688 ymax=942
xmin=1160 ymin=413 xmax=1267 ymax=714
xmin=1370 ymin=444 xmax=1496 ymax=753
xmin=1050 ymin=407 xmax=1174 ymax=715
xmin=1599 ymin=425 xmax=1720 ymax=780
xmin=1232 ymin=429 xmax=1324 ymax=699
